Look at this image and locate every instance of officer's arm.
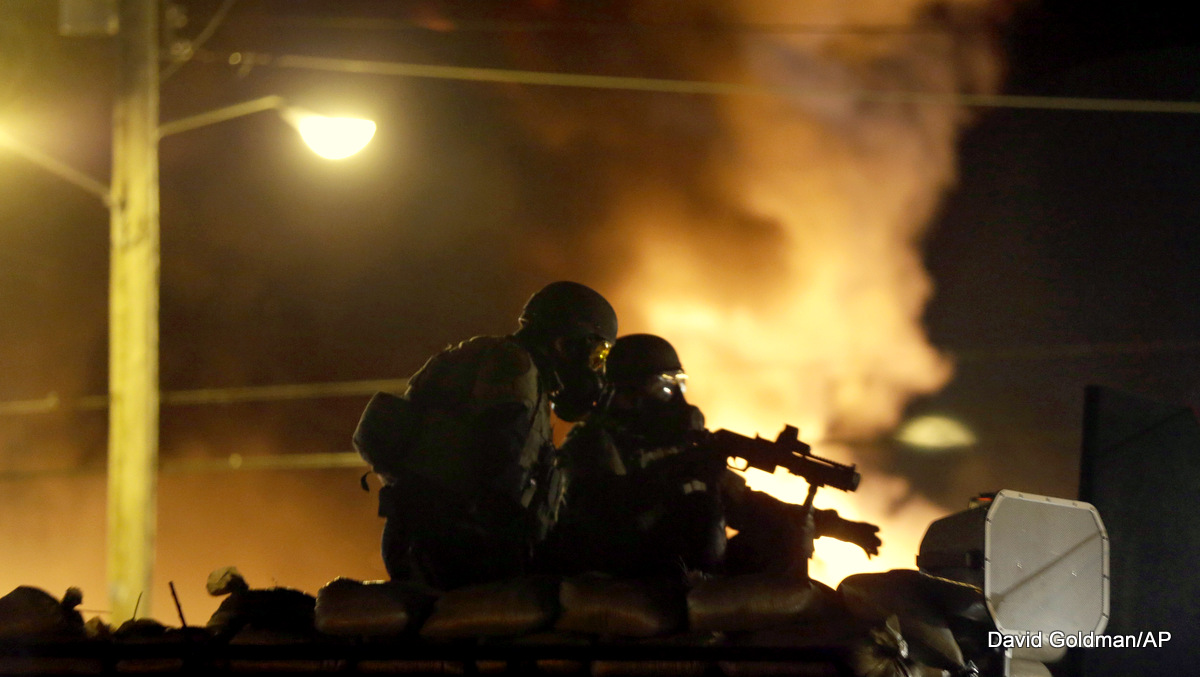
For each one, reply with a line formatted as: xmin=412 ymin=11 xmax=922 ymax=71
xmin=719 ymin=470 xmax=785 ymax=531
xmin=721 ymin=471 xmax=880 ymax=557
xmin=812 ymin=509 xmax=882 ymax=557
xmin=469 ymin=343 xmax=545 ymax=500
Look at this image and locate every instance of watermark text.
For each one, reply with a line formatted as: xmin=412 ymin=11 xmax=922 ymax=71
xmin=988 ymin=631 xmax=1172 ymax=649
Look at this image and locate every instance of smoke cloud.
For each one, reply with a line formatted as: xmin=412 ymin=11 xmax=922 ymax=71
xmin=505 ymin=0 xmax=1006 ymax=581
xmin=0 ymin=0 xmax=1008 ymax=616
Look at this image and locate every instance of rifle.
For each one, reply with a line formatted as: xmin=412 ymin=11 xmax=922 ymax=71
xmin=706 ymin=425 xmax=860 ymax=513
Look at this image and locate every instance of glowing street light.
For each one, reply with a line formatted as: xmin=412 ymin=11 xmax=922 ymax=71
xmin=1 ymin=4 xmax=374 ymax=622
xmin=2 ymin=95 xmax=376 ymax=204
xmin=157 ymin=94 xmax=376 ymax=159
xmin=284 ymin=110 xmax=376 ymax=160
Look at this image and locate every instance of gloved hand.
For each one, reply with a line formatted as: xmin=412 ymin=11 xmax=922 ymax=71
xmin=814 ymin=509 xmax=882 ymax=558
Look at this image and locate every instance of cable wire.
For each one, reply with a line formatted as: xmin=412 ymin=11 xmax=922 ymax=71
xmin=263 ymin=16 xmax=986 ymax=36
xmin=0 ymin=451 xmax=367 ymax=482
xmin=160 ymin=0 xmax=238 ymax=83
xmin=950 ymin=340 xmax=1200 ymax=362
xmin=5 ymin=338 xmax=1200 ymax=417
xmin=222 ymin=51 xmax=1200 ymax=115
xmin=0 ymin=378 xmax=408 ymax=416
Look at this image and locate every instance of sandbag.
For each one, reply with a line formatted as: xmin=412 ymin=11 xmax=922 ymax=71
xmin=314 ymin=577 xmax=437 ymax=637
xmin=111 ymin=619 xmax=216 ymax=674
xmin=556 ymin=574 xmax=685 ymax=638
xmin=891 ymin=618 xmax=962 ymax=675
xmin=112 ymin=618 xmax=171 ymax=640
xmin=420 ymin=577 xmax=558 ymax=639
xmin=839 ymin=569 xmax=985 ymax=621
xmin=207 ymin=588 xmax=316 ymax=643
xmin=721 ymin=598 xmax=861 ymax=677
xmin=207 ymin=566 xmax=250 ymax=596
xmin=0 ymin=587 xmax=95 ymax=676
xmin=84 ymin=617 xmax=112 ymax=640
xmin=354 ymin=660 xmax=467 ymax=674
xmin=838 ymin=570 xmax=972 ymax=672
xmin=204 ymin=566 xmax=316 ymax=643
xmin=719 ymin=662 xmax=842 ymax=677
xmin=0 ymin=586 xmax=85 ymax=640
xmin=732 ymin=615 xmax=863 ymax=651
xmin=586 ymin=620 xmax=719 ymax=677
xmin=688 ymin=574 xmax=834 ymax=633
xmin=845 ymin=616 xmax=913 ymax=677
xmin=499 ymin=630 xmax=594 ymax=676
xmin=590 ymin=660 xmax=707 ymax=677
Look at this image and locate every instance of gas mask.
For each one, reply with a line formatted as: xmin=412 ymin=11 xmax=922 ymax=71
xmin=548 ymin=335 xmax=612 ymax=422
xmin=608 ymin=370 xmax=705 ymax=441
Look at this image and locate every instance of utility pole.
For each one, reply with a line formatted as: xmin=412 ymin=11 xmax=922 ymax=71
xmin=108 ymin=0 xmax=159 ymax=622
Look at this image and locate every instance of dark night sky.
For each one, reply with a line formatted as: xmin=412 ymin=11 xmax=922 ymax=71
xmin=2 ymin=0 xmax=1199 ymax=617
xmin=916 ymin=0 xmax=1200 ymax=500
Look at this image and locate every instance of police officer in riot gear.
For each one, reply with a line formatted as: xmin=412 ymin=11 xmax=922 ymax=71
xmin=355 ymin=281 xmax=616 ymax=590
xmin=513 ymin=281 xmax=616 ymax=423
xmin=542 ymin=333 xmax=724 ymax=579
xmin=602 ymin=334 xmax=705 ymax=442
xmin=542 ymin=333 xmax=881 ymax=580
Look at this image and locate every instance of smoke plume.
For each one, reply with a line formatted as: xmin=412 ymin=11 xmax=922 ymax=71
xmin=507 ymin=0 xmax=1005 ymax=581
xmin=0 ymin=0 xmax=1008 ymax=617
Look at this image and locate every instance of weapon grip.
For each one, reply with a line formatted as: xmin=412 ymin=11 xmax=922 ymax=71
xmin=801 ymin=482 xmax=819 ymax=513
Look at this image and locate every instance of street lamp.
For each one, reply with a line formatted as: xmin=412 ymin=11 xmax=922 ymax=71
xmin=2 ymin=3 xmax=374 ymax=622
xmin=157 ymin=94 xmax=376 ymax=159
xmin=283 ymin=109 xmax=376 ymax=160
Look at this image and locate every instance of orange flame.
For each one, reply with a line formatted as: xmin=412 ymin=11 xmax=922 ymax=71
xmin=599 ymin=0 xmax=1004 ymax=586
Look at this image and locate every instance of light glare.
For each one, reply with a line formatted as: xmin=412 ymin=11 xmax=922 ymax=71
xmin=295 ymin=115 xmax=376 ymax=160
xmin=895 ymin=415 xmax=977 ymax=451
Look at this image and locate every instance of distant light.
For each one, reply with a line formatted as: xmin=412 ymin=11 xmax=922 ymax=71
xmin=293 ymin=115 xmax=376 ymax=160
xmin=895 ymin=414 xmax=977 ymax=451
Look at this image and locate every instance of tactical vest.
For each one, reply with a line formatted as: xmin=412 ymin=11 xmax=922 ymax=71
xmin=354 ymin=336 xmax=555 ymax=524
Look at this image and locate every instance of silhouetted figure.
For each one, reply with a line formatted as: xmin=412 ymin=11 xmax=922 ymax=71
xmin=355 ymin=281 xmax=617 ymax=590
xmin=542 ymin=334 xmax=880 ymax=580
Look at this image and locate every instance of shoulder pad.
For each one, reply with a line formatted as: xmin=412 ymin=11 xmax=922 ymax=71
xmin=472 ymin=338 xmax=538 ymax=403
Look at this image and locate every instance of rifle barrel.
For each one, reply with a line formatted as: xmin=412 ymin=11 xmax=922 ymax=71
xmin=710 ymin=428 xmax=860 ymax=493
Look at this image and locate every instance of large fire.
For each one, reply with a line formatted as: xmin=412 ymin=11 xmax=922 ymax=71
xmin=561 ymin=0 xmax=1005 ymax=585
xmin=0 ymin=0 xmax=1007 ymax=621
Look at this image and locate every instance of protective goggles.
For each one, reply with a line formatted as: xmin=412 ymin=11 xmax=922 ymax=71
xmin=643 ymin=371 xmax=688 ymax=401
xmin=587 ymin=339 xmax=612 ymax=374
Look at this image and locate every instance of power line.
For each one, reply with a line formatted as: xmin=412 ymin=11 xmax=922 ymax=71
xmin=221 ymin=51 xmax=1200 ymax=115
xmin=263 ymin=16 xmax=987 ymax=37
xmin=0 ymin=378 xmax=408 ymax=416
xmin=160 ymin=0 xmax=239 ymax=83
xmin=951 ymin=340 xmax=1200 ymax=362
xmin=0 ymin=451 xmax=367 ymax=483
xmin=4 ymin=339 xmax=1199 ymax=417
xmin=161 ymin=450 xmax=364 ymax=473
xmin=2 ymin=340 xmax=1196 ymax=477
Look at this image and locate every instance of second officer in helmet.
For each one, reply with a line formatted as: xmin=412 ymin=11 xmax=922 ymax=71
xmin=542 ymin=333 xmax=881 ymax=580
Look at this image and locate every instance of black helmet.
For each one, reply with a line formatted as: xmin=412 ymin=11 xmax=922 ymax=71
xmin=518 ymin=281 xmax=618 ymax=343
xmin=603 ymin=334 xmax=703 ymax=436
xmin=606 ymin=334 xmax=683 ymax=385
